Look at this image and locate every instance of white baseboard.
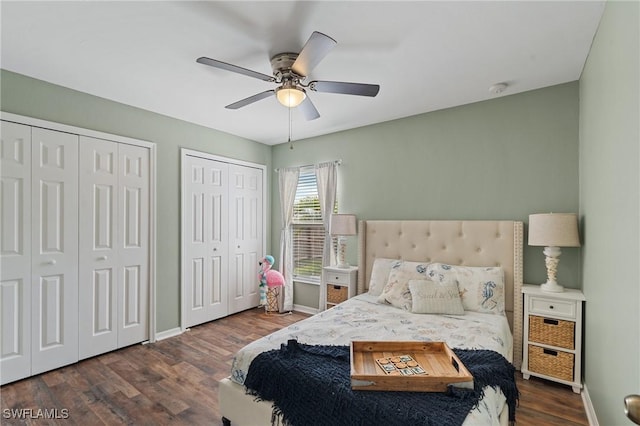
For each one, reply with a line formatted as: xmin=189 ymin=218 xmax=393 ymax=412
xmin=582 ymin=383 xmax=599 ymax=426
xmin=293 ymin=304 xmax=319 ymax=315
xmin=155 ymin=327 xmax=183 ymax=341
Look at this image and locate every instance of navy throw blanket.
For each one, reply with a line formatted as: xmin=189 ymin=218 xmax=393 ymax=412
xmin=244 ymin=340 xmax=518 ymax=426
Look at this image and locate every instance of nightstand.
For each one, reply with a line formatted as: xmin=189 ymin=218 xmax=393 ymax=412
xmin=522 ymin=284 xmax=586 ymax=393
xmin=323 ymin=266 xmax=357 ymax=310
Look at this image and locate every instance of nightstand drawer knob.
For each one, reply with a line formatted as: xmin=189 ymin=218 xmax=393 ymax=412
xmin=544 ymin=318 xmax=559 ymax=326
xmin=333 ymin=285 xmax=341 ymax=290
xmin=549 ymin=305 xmax=554 ymax=309
xmin=543 ymin=348 xmax=558 ymax=356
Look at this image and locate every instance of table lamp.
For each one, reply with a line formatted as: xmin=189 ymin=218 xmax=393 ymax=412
xmin=330 ymin=214 xmax=356 ymax=268
xmin=528 ymin=213 xmax=581 ymax=292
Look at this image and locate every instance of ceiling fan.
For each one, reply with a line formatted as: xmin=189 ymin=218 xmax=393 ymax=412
xmin=197 ymin=31 xmax=380 ymax=120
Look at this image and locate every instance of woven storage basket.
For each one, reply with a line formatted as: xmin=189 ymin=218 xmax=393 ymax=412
xmin=529 ymin=315 xmax=574 ymax=349
xmin=528 ymin=345 xmax=574 ymax=381
xmin=327 ymin=285 xmax=348 ymax=304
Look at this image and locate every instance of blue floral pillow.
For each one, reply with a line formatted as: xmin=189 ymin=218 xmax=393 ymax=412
xmin=377 ymin=260 xmax=430 ymax=310
xmin=426 ymin=263 xmax=505 ymax=315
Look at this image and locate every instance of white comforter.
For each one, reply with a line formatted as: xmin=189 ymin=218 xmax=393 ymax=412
xmin=230 ymin=294 xmax=514 ymax=425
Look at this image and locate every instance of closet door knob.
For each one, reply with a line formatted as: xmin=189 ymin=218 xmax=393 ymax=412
xmin=213 ymin=248 xmax=217 ymax=251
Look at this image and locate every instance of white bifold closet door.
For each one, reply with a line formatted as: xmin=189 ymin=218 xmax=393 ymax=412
xmin=1 ymin=121 xmax=33 ymax=384
xmin=78 ymin=137 xmax=149 ymax=360
xmin=1 ymin=123 xmax=79 ymax=382
xmin=227 ymin=164 xmax=262 ymax=314
xmin=183 ymin=154 xmax=263 ymax=328
xmin=183 ymin=156 xmax=230 ymax=327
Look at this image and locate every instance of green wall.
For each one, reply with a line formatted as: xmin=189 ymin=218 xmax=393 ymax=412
xmin=272 ymin=83 xmax=581 ymax=307
xmin=579 ymin=1 xmax=639 ymax=424
xmin=0 ymin=69 xmax=272 ymax=332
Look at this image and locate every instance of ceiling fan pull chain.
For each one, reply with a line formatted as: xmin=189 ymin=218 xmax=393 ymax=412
xmin=288 ymin=106 xmax=294 ymax=150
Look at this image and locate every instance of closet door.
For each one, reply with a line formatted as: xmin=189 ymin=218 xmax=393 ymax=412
xmin=79 ymin=139 xmax=150 ymax=357
xmin=183 ymin=155 xmax=229 ymax=327
xmin=228 ymin=164 xmax=262 ymax=313
xmin=0 ymin=121 xmax=32 ymax=385
xmin=30 ymin=127 xmax=79 ymax=375
xmin=78 ymin=137 xmax=118 ymax=359
xmin=117 ymin=143 xmax=149 ymax=347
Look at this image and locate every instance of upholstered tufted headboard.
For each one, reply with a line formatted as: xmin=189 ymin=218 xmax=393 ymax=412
xmin=357 ymin=220 xmax=524 ymax=369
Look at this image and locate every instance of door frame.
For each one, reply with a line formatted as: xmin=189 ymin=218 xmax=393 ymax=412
xmin=180 ymin=148 xmax=267 ymax=331
xmin=0 ymin=112 xmax=158 ymax=343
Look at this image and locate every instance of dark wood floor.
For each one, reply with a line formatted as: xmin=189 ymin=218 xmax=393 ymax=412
xmin=1 ymin=308 xmax=588 ymax=425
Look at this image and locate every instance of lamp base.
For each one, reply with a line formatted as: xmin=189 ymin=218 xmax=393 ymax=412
xmin=540 ymin=246 xmax=564 ymax=292
xmin=540 ymin=281 xmax=564 ymax=293
xmin=336 ymin=236 xmax=349 ymax=269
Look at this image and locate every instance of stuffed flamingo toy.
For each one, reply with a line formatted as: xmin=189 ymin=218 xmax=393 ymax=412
xmin=258 ymin=255 xmax=285 ymax=307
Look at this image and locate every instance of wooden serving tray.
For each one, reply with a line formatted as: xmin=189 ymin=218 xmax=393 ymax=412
xmin=350 ymin=341 xmax=473 ymax=392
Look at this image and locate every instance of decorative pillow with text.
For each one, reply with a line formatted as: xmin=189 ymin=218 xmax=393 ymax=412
xmin=408 ymin=280 xmax=465 ymax=315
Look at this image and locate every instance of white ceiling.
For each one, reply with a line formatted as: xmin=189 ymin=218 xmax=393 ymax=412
xmin=1 ymin=1 xmax=605 ymax=145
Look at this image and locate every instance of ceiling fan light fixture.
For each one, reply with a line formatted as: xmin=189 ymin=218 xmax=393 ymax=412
xmin=276 ymin=86 xmax=306 ymax=108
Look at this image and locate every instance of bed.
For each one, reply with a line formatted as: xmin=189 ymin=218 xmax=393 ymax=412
xmin=219 ymin=220 xmax=524 ymax=425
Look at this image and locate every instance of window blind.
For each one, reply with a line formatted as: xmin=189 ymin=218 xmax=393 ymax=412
xmin=292 ymin=168 xmax=324 ymax=281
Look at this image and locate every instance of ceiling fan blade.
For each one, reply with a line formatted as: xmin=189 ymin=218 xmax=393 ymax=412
xmin=310 ymin=80 xmax=380 ymax=97
xmin=298 ymin=96 xmax=320 ymax=121
xmin=197 ymin=57 xmax=274 ymax=82
xmin=225 ymin=90 xmax=275 ymax=110
xmin=291 ymin=31 xmax=337 ymax=77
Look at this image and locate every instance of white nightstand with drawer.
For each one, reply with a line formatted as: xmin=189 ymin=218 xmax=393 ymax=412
xmin=323 ymin=266 xmax=357 ymax=310
xmin=522 ymin=284 xmax=586 ymax=393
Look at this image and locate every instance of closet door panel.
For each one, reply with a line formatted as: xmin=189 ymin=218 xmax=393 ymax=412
xmin=118 ymin=144 xmax=149 ymax=347
xmin=228 ymin=165 xmax=262 ymax=313
xmin=79 ymin=137 xmax=118 ymax=359
xmin=183 ymin=156 xmax=229 ymax=327
xmin=30 ymin=128 xmax=78 ymax=374
xmin=0 ymin=121 xmax=32 ymax=384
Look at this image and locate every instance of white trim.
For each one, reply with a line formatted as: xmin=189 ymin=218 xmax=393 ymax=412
xmin=148 ymin=142 xmax=157 ymax=342
xmin=179 ymin=148 xmax=267 ymax=331
xmin=292 ymin=304 xmax=319 ymax=315
xmin=582 ymin=383 xmax=599 ymax=426
xmin=1 ymin=111 xmax=158 ymax=345
xmin=0 ymin=112 xmax=155 ymax=149
xmin=154 ymin=327 xmax=184 ymax=341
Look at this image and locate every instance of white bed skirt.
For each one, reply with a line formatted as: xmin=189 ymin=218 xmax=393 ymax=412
xmin=218 ymin=377 xmax=509 ymax=426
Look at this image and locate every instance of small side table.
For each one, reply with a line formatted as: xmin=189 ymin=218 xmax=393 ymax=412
xmin=521 ymin=284 xmax=586 ymax=393
xmin=323 ymin=266 xmax=357 ymax=310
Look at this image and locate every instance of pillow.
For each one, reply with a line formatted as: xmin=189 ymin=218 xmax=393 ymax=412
xmin=377 ymin=260 xmax=430 ymax=310
xmin=426 ymin=263 xmax=505 ymax=315
xmin=367 ymin=258 xmax=399 ymax=296
xmin=408 ymin=280 xmax=465 ymax=315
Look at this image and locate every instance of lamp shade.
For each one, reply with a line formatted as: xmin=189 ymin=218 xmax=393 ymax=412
xmin=330 ymin=214 xmax=357 ymax=236
xmin=528 ymin=213 xmax=580 ymax=247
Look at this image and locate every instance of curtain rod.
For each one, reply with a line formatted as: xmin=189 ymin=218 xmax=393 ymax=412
xmin=274 ymin=159 xmax=342 ymax=173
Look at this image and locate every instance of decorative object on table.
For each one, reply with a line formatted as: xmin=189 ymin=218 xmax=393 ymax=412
xmin=330 ymin=214 xmax=356 ymax=268
xmin=350 ymin=341 xmax=473 ymax=392
xmin=258 ymin=256 xmax=285 ymax=313
xmin=528 ymin=213 xmax=580 ymax=292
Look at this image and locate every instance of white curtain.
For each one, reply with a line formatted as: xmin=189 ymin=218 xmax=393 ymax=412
xmin=315 ymin=161 xmax=337 ymax=310
xmin=278 ymin=167 xmax=299 ymax=312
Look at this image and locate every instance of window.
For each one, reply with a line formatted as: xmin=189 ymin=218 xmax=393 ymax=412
xmin=291 ymin=168 xmax=335 ymax=282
